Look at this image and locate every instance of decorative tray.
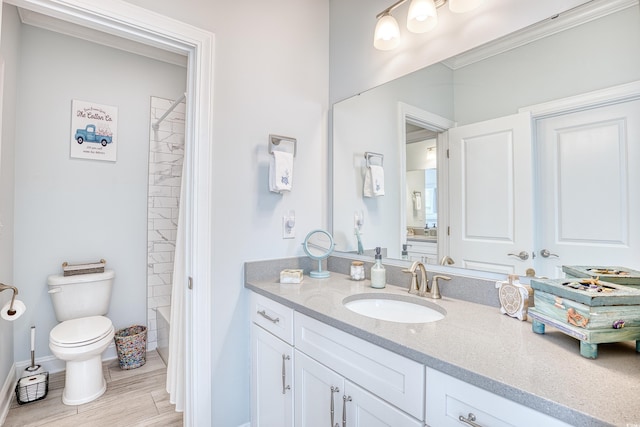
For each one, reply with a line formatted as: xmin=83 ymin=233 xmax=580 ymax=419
xmin=562 ymin=265 xmax=640 ymax=288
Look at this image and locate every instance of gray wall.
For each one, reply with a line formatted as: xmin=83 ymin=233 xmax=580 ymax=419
xmin=0 ymin=3 xmax=20 ymax=397
xmin=12 ymin=22 xmax=186 ymax=364
xmin=454 ymin=6 xmax=640 ymax=125
xmin=117 ymin=1 xmax=332 ymax=425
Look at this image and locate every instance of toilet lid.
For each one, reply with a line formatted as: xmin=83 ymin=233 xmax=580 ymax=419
xmin=50 ymin=316 xmax=113 ymax=347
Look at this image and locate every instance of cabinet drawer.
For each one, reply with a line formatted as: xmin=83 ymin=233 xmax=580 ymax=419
xmin=295 ymin=312 xmax=424 ymax=420
xmin=251 ymin=292 xmax=294 ymax=345
xmin=425 ymin=368 xmax=572 ymax=427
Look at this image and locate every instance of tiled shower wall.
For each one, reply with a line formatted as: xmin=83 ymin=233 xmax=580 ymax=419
xmin=146 ymin=96 xmax=185 ymax=350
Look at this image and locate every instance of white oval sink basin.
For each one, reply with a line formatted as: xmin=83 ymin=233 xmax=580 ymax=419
xmin=343 ymin=294 xmax=446 ymax=323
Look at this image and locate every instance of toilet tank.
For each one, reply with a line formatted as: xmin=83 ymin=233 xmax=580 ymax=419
xmin=47 ymin=270 xmax=115 ymax=322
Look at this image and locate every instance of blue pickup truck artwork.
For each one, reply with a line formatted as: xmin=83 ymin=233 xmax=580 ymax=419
xmin=75 ymin=124 xmax=113 ymax=147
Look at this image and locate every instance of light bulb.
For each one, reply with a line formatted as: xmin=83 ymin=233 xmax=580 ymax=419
xmin=407 ymin=0 xmax=438 ymax=33
xmin=449 ymin=0 xmax=484 ymax=14
xmin=374 ymin=13 xmax=400 ymax=50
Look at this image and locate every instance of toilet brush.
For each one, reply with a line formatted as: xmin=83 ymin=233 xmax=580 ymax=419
xmin=24 ymin=326 xmax=43 ymax=375
xmin=15 ymin=326 xmax=48 ymax=404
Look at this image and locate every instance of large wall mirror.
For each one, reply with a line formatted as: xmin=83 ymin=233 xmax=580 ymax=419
xmin=332 ymin=1 xmax=640 ymax=279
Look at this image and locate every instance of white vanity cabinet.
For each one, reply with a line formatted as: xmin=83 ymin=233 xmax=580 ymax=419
xmin=250 ymin=293 xmax=294 ymax=427
xmin=294 ymin=312 xmax=424 ymax=426
xmin=406 ymin=239 xmax=437 ymax=264
xmin=295 ymin=351 xmax=422 ymax=427
xmin=425 ymin=368 xmax=572 ymax=427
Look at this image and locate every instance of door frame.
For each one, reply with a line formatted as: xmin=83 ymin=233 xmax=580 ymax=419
xmin=397 ymin=102 xmax=455 ymax=262
xmin=1 ymin=1 xmax=214 ymax=425
xmin=520 ymin=81 xmax=640 ymax=118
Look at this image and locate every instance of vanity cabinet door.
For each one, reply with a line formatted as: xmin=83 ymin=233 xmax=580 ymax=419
xmin=344 ymin=381 xmax=422 ymax=427
xmin=294 ymin=312 xmax=424 ymax=419
xmin=251 ymin=324 xmax=293 ymax=427
xmin=295 ymin=351 xmax=422 ymax=427
xmin=294 ymin=351 xmax=345 ymax=427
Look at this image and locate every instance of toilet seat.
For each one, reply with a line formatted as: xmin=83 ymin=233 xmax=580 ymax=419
xmin=50 ymin=316 xmax=113 ymax=348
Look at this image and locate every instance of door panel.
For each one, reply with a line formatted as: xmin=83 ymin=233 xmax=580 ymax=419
xmin=251 ymin=325 xmax=293 ymax=427
xmin=535 ymin=99 xmax=640 ymax=277
xmin=345 ymin=381 xmax=422 ymax=427
xmin=448 ymin=112 xmax=534 ymax=275
xmin=294 ymin=351 xmax=344 ymax=427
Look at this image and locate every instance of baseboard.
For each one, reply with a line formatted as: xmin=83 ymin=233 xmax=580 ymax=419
xmin=13 ymin=342 xmax=119 ymax=378
xmin=0 ymin=363 xmax=16 ymax=426
xmin=237 ymin=423 xmax=250 ymax=427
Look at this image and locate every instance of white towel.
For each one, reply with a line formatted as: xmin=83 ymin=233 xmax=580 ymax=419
xmin=364 ymin=165 xmax=385 ymax=197
xmin=269 ymin=151 xmax=293 ymax=193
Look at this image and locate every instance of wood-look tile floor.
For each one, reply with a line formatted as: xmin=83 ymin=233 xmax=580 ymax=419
xmin=4 ymin=350 xmax=182 ymax=427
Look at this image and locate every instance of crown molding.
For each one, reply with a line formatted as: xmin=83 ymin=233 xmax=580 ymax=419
xmin=441 ymin=0 xmax=638 ymax=70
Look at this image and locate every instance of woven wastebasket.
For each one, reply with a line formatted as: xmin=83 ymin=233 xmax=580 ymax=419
xmin=114 ymin=325 xmax=147 ymax=370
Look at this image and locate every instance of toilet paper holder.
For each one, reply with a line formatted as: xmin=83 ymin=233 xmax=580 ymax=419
xmin=0 ymin=283 xmax=19 ymax=316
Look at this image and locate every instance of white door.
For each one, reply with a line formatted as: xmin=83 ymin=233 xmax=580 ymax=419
xmin=294 ymin=351 xmax=344 ymax=427
xmin=448 ymin=112 xmax=534 ymax=275
xmin=344 ymin=381 xmax=422 ymax=427
xmin=534 ymin=99 xmax=640 ymax=278
xmin=251 ymin=325 xmax=293 ymax=427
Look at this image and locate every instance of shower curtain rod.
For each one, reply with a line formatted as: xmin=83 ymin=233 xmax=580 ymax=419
xmin=152 ymin=92 xmax=187 ymax=130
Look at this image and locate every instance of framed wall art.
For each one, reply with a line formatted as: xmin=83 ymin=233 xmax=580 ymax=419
xmin=70 ymin=99 xmax=118 ymax=161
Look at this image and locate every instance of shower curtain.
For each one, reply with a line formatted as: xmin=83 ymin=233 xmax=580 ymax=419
xmin=167 ymin=159 xmax=186 ymax=412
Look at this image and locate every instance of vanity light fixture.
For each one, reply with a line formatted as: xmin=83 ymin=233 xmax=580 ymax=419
xmin=374 ymin=0 xmax=484 ymax=50
xmin=373 ymin=11 xmax=401 ymax=50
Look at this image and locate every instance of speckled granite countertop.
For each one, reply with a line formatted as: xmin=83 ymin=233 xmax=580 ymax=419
xmin=246 ymin=271 xmax=640 ymax=427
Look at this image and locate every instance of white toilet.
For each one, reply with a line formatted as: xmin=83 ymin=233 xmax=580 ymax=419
xmin=47 ymin=270 xmax=115 ymax=405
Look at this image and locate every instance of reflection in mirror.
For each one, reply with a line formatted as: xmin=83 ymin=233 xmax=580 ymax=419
xmin=404 ymin=123 xmax=440 ymax=264
xmin=331 ymin=1 xmax=640 ymax=279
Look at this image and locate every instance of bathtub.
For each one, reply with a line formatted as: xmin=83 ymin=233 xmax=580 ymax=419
xmin=156 ymin=305 xmax=170 ymax=365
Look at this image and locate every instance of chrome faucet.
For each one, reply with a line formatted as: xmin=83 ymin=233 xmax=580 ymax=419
xmin=404 ymin=261 xmax=429 ymax=297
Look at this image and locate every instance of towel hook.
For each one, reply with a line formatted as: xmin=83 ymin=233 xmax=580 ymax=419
xmin=269 ymin=134 xmax=297 ymax=157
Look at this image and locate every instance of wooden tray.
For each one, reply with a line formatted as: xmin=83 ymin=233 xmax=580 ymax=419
xmin=562 ymin=265 xmax=640 ymax=288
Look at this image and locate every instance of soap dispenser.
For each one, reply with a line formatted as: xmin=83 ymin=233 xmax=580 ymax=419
xmin=370 ymin=247 xmax=386 ymax=289
xmin=401 ymin=244 xmax=409 ymax=260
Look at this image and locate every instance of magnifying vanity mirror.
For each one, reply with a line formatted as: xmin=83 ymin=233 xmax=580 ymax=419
xmin=331 ymin=0 xmax=640 ymax=279
xmin=303 ymin=229 xmax=336 ymax=278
